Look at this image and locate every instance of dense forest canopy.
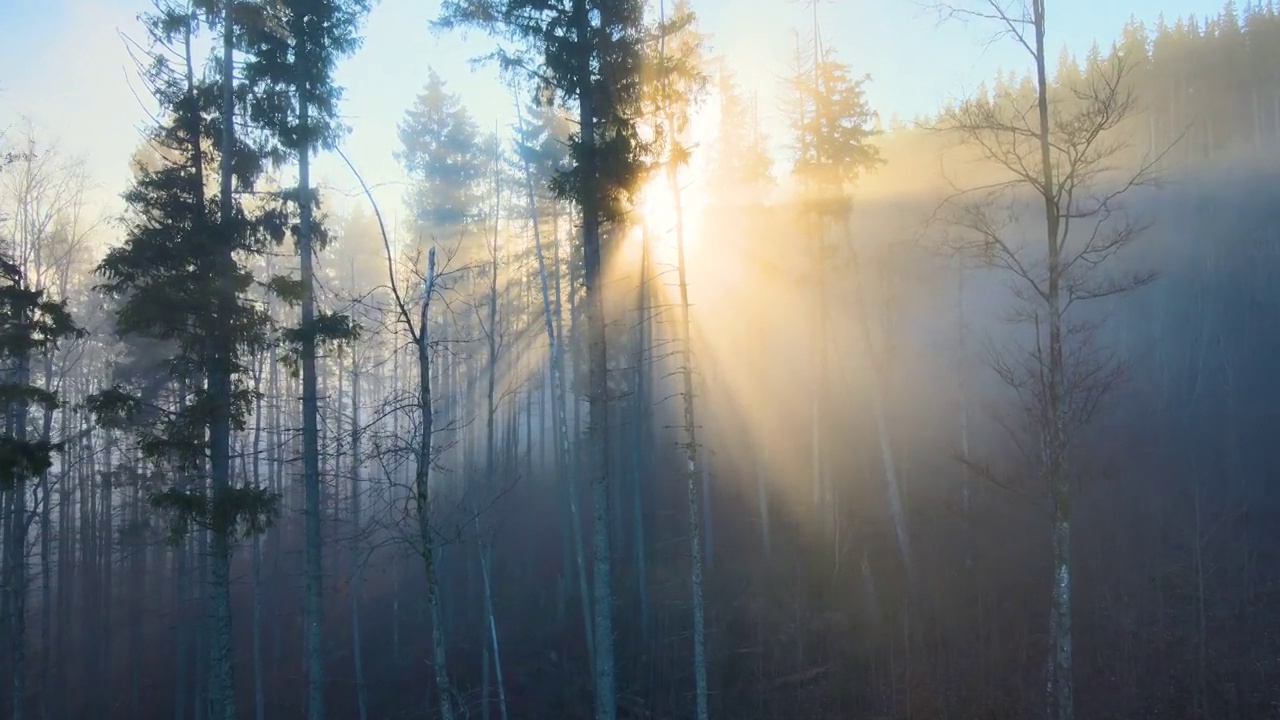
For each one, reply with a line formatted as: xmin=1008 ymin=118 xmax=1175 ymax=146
xmin=3 ymin=1 xmax=1280 ymax=720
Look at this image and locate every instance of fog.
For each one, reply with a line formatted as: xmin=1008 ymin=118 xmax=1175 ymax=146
xmin=2 ymin=2 xmax=1279 ymax=720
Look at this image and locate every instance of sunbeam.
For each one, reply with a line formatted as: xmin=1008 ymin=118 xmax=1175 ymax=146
xmin=5 ymin=1 xmax=1277 ymax=718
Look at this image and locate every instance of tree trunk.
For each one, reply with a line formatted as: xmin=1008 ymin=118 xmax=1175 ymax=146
xmin=206 ymin=8 xmax=240 ymax=717
xmin=1031 ymin=4 xmax=1073 ymax=719
xmin=665 ymin=153 xmax=709 ymax=720
xmin=574 ymin=1 xmax=618 ymax=714
xmin=478 ymin=519 xmax=509 ymax=720
xmin=297 ymin=90 xmax=327 ymax=720
xmin=631 ymin=220 xmax=651 ymax=635
xmin=515 ymin=100 xmax=595 ymax=669
xmin=350 ymin=343 xmax=369 ymax=720
xmin=250 ymin=354 xmax=267 ymax=720
xmin=416 ymin=250 xmax=454 ymax=720
xmin=38 ymin=348 xmax=54 ymax=720
xmin=8 ymin=343 xmax=30 ymax=720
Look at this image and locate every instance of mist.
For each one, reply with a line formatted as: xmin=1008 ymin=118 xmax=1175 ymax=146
xmin=2 ymin=2 xmax=1279 ymax=720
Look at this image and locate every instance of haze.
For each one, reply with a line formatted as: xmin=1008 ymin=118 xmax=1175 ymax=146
xmin=0 ymin=1 xmax=1276 ymax=720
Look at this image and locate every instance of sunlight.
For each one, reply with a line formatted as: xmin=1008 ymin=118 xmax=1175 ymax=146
xmin=637 ymin=174 xmax=681 ymax=266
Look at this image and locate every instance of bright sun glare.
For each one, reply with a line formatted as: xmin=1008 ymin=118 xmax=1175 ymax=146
xmin=637 ymin=175 xmax=683 ymax=265
xmin=632 ymin=100 xmax=717 ymax=270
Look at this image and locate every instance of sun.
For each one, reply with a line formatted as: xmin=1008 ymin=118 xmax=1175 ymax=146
xmin=632 ymin=102 xmax=716 ymax=271
xmin=637 ymin=174 xmax=681 ymax=266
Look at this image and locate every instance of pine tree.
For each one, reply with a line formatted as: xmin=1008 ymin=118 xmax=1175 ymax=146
xmin=710 ymin=67 xmax=774 ymax=204
xmin=0 ymin=247 xmax=79 ymax=720
xmin=437 ymin=2 xmax=651 ymax=717
xmin=641 ymin=3 xmax=715 ymax=717
xmin=241 ymin=4 xmax=370 ymax=718
xmin=785 ymin=34 xmax=896 ymax=570
xmin=398 ymin=69 xmax=487 ymax=240
xmin=89 ymin=5 xmax=282 ymax=720
xmin=788 ymin=47 xmax=881 ymax=213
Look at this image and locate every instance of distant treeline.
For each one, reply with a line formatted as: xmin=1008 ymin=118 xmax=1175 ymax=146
xmin=904 ymin=2 xmax=1280 ymax=163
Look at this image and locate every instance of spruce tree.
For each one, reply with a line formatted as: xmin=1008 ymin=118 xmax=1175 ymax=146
xmin=710 ymin=68 xmax=774 ymax=203
xmin=437 ymin=2 xmax=650 ymax=717
xmin=785 ymin=39 xmax=902 ymax=574
xmin=639 ymin=2 xmax=716 ymax=716
xmin=89 ymin=4 xmax=282 ymax=720
xmin=0 ymin=248 xmax=79 ymax=720
xmin=398 ymin=68 xmax=488 ymax=239
xmin=241 ymin=3 xmax=370 ymax=718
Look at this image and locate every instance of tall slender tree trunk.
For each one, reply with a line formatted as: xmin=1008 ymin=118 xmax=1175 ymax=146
xmin=515 ymin=100 xmax=595 ymax=669
xmin=666 ymin=157 xmax=710 ymax=720
xmin=1030 ymin=5 xmax=1073 ymax=720
xmin=573 ymin=2 xmax=617 ymax=715
xmin=477 ymin=516 xmax=509 ymax=720
xmin=266 ymin=289 xmax=284 ymax=699
xmin=54 ymin=394 xmax=71 ymax=720
xmin=631 ymin=222 xmax=651 ymax=636
xmin=415 ymin=250 xmax=454 ymax=720
xmin=38 ymin=348 xmax=54 ymax=720
xmin=956 ymin=262 xmax=972 ymax=569
xmin=390 ymin=313 xmax=404 ymax=672
xmin=486 ymin=131 xmax=501 ymax=485
xmin=100 ymin=440 xmax=114 ymax=709
xmin=655 ymin=8 xmax=708 ymax=711
xmin=297 ymin=90 xmax=327 ymax=720
xmin=207 ymin=7 xmax=240 ymax=718
xmin=350 ymin=341 xmax=369 ymax=720
xmin=481 ymin=132 xmax=503 ymax=720
xmin=130 ymin=456 xmax=146 ymax=720
xmin=250 ymin=354 xmax=267 ymax=720
xmin=8 ymin=335 xmax=30 ymax=720
xmin=172 ymin=385 xmax=190 ymax=720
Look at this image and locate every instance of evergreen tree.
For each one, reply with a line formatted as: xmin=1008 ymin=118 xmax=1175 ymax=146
xmin=89 ymin=4 xmax=282 ymax=720
xmin=241 ymin=4 xmax=370 ymax=718
xmin=640 ymin=3 xmax=717 ymax=717
xmin=398 ymin=69 xmax=487 ymax=239
xmin=710 ymin=67 xmax=774 ymax=204
xmin=513 ymin=98 xmax=573 ymax=194
xmin=788 ymin=47 xmax=882 ymax=209
xmin=0 ymin=247 xmax=79 ymax=720
xmin=785 ymin=34 xmax=893 ymax=569
xmin=437 ymin=2 xmax=651 ymax=718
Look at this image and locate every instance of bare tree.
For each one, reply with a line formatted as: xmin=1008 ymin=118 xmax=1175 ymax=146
xmin=338 ymin=145 xmax=459 ymax=720
xmin=928 ymin=3 xmax=1167 ymax=719
xmin=647 ymin=2 xmax=711 ymax=717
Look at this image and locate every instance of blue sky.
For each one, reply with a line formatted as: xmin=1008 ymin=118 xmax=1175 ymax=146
xmin=0 ymin=0 xmax=1227 ymax=220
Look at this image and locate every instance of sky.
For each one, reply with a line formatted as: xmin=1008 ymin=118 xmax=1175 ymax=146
xmin=0 ymin=0 xmax=1227 ymax=226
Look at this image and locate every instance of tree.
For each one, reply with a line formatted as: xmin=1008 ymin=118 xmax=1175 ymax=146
xmin=513 ymin=93 xmax=598 ymax=662
xmin=397 ymin=69 xmax=487 ymax=239
xmin=436 ymin=1 xmax=650 ymax=717
xmin=708 ymin=65 xmax=774 ymax=205
xmin=241 ymin=3 xmax=370 ymax=718
xmin=788 ymin=49 xmax=881 ymax=202
xmin=931 ymin=3 xmax=1164 ymax=719
xmin=0 ymin=244 xmax=80 ymax=720
xmin=784 ymin=25 xmax=899 ymax=572
xmin=642 ymin=2 xmax=713 ymax=717
xmin=413 ymin=248 xmax=454 ymax=720
xmin=89 ymin=4 xmax=283 ymax=719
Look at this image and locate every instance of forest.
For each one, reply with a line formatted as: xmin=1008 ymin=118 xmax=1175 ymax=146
xmin=3 ymin=1 xmax=1280 ymax=719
